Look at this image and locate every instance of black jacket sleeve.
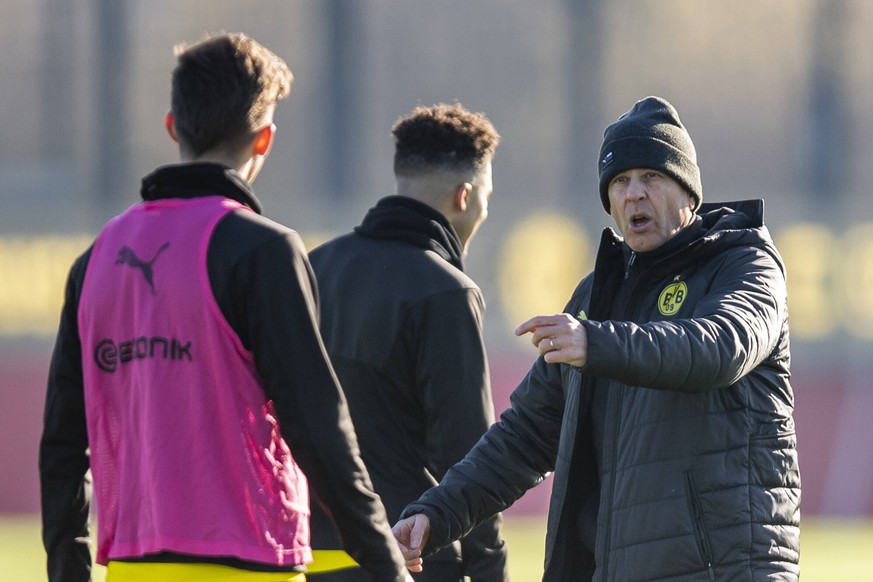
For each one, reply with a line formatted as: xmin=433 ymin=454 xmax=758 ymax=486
xmin=583 ymin=244 xmax=788 ymax=392
xmin=39 ymin=247 xmax=93 ymax=582
xmin=402 ymin=351 xmax=565 ymax=556
xmin=410 ymin=288 xmax=508 ymax=581
xmin=210 ymin=213 xmax=408 ymax=581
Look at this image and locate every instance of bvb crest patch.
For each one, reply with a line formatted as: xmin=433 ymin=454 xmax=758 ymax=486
xmin=658 ymin=279 xmax=687 ymax=316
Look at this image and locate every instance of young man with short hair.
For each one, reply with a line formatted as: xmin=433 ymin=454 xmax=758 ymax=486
xmin=308 ymin=103 xmax=508 ymax=581
xmin=40 ymin=33 xmax=409 ymax=582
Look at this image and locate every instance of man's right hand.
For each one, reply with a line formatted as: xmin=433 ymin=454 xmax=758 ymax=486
xmin=515 ymin=313 xmax=589 ymax=367
xmin=392 ymin=514 xmax=430 ymax=573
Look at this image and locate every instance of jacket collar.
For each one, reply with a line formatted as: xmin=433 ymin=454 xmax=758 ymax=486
xmin=140 ymin=163 xmax=263 ymax=214
xmin=354 ymin=195 xmax=465 ymax=271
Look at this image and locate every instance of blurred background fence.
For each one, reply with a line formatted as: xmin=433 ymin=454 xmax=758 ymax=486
xmin=2 ymin=0 xmax=872 ymax=534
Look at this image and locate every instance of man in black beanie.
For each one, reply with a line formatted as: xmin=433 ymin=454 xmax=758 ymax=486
xmin=394 ymin=96 xmax=801 ymax=581
xmin=598 ymin=96 xmax=702 ymax=212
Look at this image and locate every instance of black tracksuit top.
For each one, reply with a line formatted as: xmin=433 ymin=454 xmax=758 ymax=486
xmin=308 ymin=196 xmax=508 ymax=581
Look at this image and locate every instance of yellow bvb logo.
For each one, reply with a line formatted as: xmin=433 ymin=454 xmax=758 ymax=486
xmin=658 ymin=280 xmax=687 ymax=316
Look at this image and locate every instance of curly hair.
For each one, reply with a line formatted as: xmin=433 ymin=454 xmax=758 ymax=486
xmin=171 ymin=33 xmax=293 ymax=156
xmin=392 ymin=103 xmax=500 ymax=177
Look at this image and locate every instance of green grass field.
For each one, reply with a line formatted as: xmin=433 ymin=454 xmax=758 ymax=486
xmin=5 ymin=514 xmax=872 ymax=581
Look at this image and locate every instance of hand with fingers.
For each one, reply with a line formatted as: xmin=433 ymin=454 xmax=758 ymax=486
xmin=515 ymin=313 xmax=588 ymax=367
xmin=392 ymin=513 xmax=429 ymax=573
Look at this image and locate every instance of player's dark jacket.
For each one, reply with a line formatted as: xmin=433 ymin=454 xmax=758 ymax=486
xmin=403 ymin=200 xmax=801 ymax=581
xmin=39 ymin=163 xmax=408 ymax=582
xmin=308 ymin=196 xmax=508 ymax=581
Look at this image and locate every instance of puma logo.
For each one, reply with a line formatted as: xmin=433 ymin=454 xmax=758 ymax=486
xmin=116 ymin=242 xmax=170 ymax=295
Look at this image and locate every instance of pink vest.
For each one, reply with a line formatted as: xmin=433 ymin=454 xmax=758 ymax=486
xmin=78 ymin=196 xmax=311 ymax=567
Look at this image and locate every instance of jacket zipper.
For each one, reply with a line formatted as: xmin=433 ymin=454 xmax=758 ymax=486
xmin=624 ymin=251 xmax=636 ymax=279
xmin=601 ymin=248 xmax=636 ymax=579
xmin=685 ymin=473 xmax=716 ymax=581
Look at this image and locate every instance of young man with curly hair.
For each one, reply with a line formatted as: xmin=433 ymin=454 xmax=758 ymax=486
xmin=307 ymin=103 xmax=509 ymax=582
xmin=40 ymin=33 xmax=410 ymax=582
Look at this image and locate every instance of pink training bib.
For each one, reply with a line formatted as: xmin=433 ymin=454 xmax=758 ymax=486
xmin=78 ymin=196 xmax=311 ymax=567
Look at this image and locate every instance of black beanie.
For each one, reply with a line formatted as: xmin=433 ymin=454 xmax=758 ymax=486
xmin=597 ymin=96 xmax=701 ymax=213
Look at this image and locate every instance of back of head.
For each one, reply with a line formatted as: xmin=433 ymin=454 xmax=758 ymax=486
xmin=597 ymin=96 xmax=702 ymax=213
xmin=392 ymin=103 xmax=500 ymax=180
xmin=171 ymin=33 xmax=293 ymax=157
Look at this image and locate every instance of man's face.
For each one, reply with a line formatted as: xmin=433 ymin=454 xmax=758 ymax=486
xmin=607 ymin=168 xmax=695 ymax=252
xmin=454 ymin=161 xmax=493 ymax=252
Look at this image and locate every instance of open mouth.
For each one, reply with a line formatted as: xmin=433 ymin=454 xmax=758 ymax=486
xmin=629 ymin=214 xmax=652 ymax=231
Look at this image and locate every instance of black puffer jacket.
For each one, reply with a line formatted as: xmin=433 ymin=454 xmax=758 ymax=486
xmin=403 ymin=200 xmax=801 ymax=581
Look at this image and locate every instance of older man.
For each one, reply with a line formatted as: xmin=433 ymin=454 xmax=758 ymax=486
xmin=394 ymin=96 xmax=801 ymax=581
